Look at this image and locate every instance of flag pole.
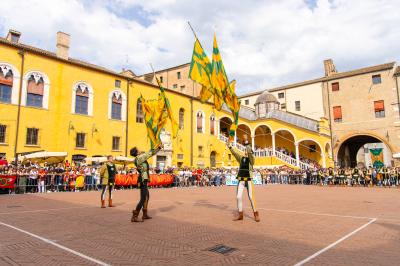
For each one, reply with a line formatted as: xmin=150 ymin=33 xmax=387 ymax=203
xmin=187 ymin=21 xmax=199 ymax=40
xmin=149 ymin=63 xmax=162 ymax=89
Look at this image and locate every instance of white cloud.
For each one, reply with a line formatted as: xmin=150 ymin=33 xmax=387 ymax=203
xmin=0 ymin=0 xmax=399 ymax=94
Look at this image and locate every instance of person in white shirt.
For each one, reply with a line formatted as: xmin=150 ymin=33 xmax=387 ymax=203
xmin=29 ymin=168 xmax=38 ymax=193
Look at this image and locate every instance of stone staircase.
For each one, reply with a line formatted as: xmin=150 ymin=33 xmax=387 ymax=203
xmin=219 ymin=134 xmax=314 ymax=170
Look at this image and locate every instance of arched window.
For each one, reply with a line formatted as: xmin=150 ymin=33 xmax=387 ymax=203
xmin=72 ymin=82 xmax=93 ymax=116
xmin=210 ymin=115 xmax=215 ymax=135
xmin=136 ymin=99 xmax=144 ymax=123
xmin=75 ymin=84 xmax=89 ymax=114
xmin=22 ymin=71 xmax=50 ymax=109
xmin=196 ymin=111 xmax=204 ymax=133
xmin=0 ymin=66 xmax=13 ymax=103
xmin=0 ymin=63 xmax=20 ymax=105
xmin=26 ymin=74 xmax=44 ymax=107
xmin=179 ymin=108 xmax=184 ymax=129
xmin=108 ymin=90 xmax=127 ymax=121
xmin=111 ymin=92 xmax=122 ymax=120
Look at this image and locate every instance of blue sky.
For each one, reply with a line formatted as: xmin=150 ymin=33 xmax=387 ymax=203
xmin=0 ymin=0 xmax=399 ymax=95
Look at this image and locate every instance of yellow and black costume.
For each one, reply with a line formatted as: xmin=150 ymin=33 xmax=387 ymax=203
xmin=228 ymin=143 xmax=260 ymax=222
xmin=99 ymin=162 xmax=117 ymax=208
xmin=130 ymin=145 xmax=162 ymax=222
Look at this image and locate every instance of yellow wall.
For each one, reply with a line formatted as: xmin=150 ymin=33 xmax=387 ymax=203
xmin=0 ymin=42 xmax=333 ymax=168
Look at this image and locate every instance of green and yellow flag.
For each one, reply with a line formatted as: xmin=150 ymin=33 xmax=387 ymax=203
xmin=225 ymin=80 xmax=241 ymax=141
xmin=211 ymin=34 xmax=240 ymax=142
xmin=189 ymin=33 xmax=241 ymax=142
xmin=189 ymin=39 xmax=224 ymax=110
xmin=160 ymin=86 xmax=179 ymax=138
xmin=370 ymin=148 xmax=384 ymax=168
xmin=211 ymin=34 xmax=229 ymax=110
xmin=140 ymin=83 xmax=178 ymax=149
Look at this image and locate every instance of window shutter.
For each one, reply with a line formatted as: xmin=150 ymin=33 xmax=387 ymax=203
xmin=197 ymin=116 xmax=202 ymax=129
xmin=374 ymin=100 xmax=384 ymax=112
xmin=332 ymin=82 xmax=339 ymax=91
xmin=333 ymin=106 xmax=342 ymax=119
xmin=27 ymin=80 xmax=44 ymax=95
xmin=76 ymin=86 xmax=89 ymax=97
xmin=0 ymin=72 xmax=13 ymax=86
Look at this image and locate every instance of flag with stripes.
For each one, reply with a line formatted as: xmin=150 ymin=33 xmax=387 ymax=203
xmin=189 ymin=39 xmax=224 ymax=110
xmin=140 ymin=86 xmax=178 ymax=148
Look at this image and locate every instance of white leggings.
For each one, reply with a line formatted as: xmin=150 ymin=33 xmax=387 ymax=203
xmin=101 ymin=185 xmax=113 ymax=201
xmin=236 ymin=181 xmax=257 ymax=212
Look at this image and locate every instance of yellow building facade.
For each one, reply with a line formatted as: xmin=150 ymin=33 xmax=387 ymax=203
xmin=0 ymin=31 xmax=333 ymax=169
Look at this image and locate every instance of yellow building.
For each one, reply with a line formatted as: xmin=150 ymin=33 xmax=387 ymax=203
xmin=0 ymin=30 xmax=332 ymax=169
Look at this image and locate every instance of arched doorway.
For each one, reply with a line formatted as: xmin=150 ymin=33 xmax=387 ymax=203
xmin=297 ymin=139 xmax=322 ymax=167
xmin=274 ymin=129 xmax=296 ymax=157
xmin=219 ymin=117 xmax=232 ymax=137
xmin=236 ymin=124 xmax=251 ymax=145
xmin=336 ymin=134 xmax=392 ymax=168
xmin=254 ymin=125 xmax=272 ymax=149
xmin=210 ymin=151 xmax=216 ymax=167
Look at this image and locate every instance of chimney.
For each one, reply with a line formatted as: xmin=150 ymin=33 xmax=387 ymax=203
xmin=6 ymin=29 xmax=21 ymax=43
xmin=323 ymin=59 xmax=337 ymax=77
xmin=56 ymin=31 xmax=70 ymax=60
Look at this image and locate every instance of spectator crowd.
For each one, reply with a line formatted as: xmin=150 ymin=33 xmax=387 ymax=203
xmin=0 ymin=159 xmax=399 ymax=194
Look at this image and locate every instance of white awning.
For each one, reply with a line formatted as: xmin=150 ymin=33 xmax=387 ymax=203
xmin=21 ymin=151 xmax=67 ymax=164
xmin=85 ymin=157 xmax=107 ymax=163
xmin=114 ymin=156 xmax=135 ymax=164
xmin=393 ymin=153 xmax=400 ymax=159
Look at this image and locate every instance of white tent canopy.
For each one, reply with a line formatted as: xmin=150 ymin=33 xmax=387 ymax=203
xmin=114 ymin=156 xmax=135 ymax=164
xmin=393 ymin=153 xmax=400 ymax=159
xmin=21 ymin=151 xmax=67 ymax=164
xmin=84 ymin=157 xmax=107 ymax=163
xmin=84 ymin=156 xmax=135 ymax=164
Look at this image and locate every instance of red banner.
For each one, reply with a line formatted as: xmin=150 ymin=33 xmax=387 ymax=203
xmin=0 ymin=175 xmax=17 ymax=189
xmin=115 ymin=174 xmax=173 ymax=187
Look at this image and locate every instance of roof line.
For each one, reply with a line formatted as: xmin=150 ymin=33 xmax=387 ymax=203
xmin=0 ymin=37 xmax=130 ymax=79
xmin=139 ymin=62 xmax=191 ymax=76
xmin=0 ymin=37 xmax=215 ymax=103
xmin=238 ymin=61 xmax=395 ymax=97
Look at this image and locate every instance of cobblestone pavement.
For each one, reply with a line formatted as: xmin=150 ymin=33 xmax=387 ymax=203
xmin=0 ymin=185 xmax=399 ymax=265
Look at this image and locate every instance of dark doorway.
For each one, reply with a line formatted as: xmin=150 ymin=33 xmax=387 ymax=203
xmin=337 ymin=135 xmax=387 ymax=167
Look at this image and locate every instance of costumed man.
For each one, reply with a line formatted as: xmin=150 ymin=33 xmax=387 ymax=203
xmin=352 ymin=166 xmax=360 ymax=186
xmin=338 ymin=167 xmax=346 ymax=186
xmin=130 ymin=143 xmax=163 ymax=222
xmin=227 ymin=134 xmax=260 ymax=222
xmin=327 ymin=167 xmax=334 ymax=185
xmin=99 ymin=155 xmax=117 ymax=208
xmin=362 ymin=167 xmax=368 ymax=187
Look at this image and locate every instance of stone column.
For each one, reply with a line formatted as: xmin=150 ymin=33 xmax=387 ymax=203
xmin=272 ymin=132 xmax=276 ymax=155
xmin=322 ymin=152 xmax=326 ymax=168
xmin=251 ymin=135 xmax=255 ymax=151
xmin=295 ymin=143 xmax=300 ymax=167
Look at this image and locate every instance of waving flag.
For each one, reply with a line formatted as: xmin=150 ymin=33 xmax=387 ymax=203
xmin=160 ymin=86 xmax=178 ymax=138
xmin=188 ymin=30 xmax=241 ymax=142
xmin=211 ymin=34 xmax=240 ymax=142
xmin=140 ymin=85 xmax=178 ymax=149
xmin=189 ymin=39 xmax=224 ymax=110
xmin=225 ymin=80 xmax=241 ymax=141
xmin=211 ymin=34 xmax=229 ymax=110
